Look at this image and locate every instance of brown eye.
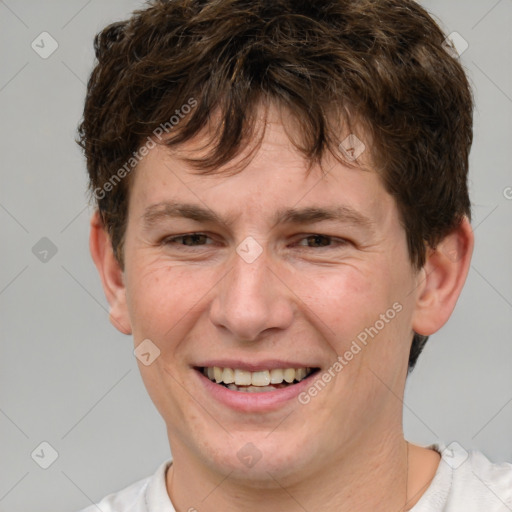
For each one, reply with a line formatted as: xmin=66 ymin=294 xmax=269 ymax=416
xmin=303 ymin=235 xmax=331 ymax=247
xmin=296 ymin=235 xmax=347 ymax=248
xmin=163 ymin=233 xmax=212 ymax=247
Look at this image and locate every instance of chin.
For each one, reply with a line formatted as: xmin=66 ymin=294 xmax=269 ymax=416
xmin=198 ymin=433 xmax=313 ymax=485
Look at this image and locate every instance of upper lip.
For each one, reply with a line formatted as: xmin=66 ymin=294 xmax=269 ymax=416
xmin=194 ymin=360 xmax=321 ymax=372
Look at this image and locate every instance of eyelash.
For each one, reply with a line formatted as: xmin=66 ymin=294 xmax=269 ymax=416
xmin=160 ymin=233 xmax=349 ymax=250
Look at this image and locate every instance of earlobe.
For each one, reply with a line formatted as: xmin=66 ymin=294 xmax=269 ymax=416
xmin=412 ymin=217 xmax=474 ymax=336
xmin=89 ymin=210 xmax=132 ymax=335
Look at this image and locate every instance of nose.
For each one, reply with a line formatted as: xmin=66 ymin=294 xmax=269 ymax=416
xmin=209 ymin=243 xmax=294 ymax=342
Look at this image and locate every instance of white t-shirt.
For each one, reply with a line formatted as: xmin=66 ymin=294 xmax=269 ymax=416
xmin=78 ymin=442 xmax=512 ymax=511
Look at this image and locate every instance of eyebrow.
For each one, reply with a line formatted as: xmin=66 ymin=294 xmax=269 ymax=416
xmin=141 ymin=201 xmax=375 ymax=232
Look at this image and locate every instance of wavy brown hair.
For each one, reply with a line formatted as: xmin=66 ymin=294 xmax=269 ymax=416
xmin=78 ymin=0 xmax=473 ymax=372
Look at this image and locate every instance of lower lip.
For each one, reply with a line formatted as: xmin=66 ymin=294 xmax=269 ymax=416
xmin=194 ymin=369 xmax=318 ymax=412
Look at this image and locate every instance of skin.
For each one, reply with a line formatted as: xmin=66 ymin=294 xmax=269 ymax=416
xmin=90 ymin=103 xmax=474 ymax=511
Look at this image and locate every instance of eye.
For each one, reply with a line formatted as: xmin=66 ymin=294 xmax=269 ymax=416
xmin=160 ymin=233 xmax=349 ymax=251
xmin=162 ymin=233 xmax=214 ymax=247
xmin=294 ymin=234 xmax=348 ymax=249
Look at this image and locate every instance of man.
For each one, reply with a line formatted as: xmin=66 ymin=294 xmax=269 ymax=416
xmin=78 ymin=0 xmax=512 ymax=510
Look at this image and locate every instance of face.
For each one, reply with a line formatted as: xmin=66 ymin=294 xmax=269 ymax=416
xmin=118 ymin=105 xmax=422 ymax=485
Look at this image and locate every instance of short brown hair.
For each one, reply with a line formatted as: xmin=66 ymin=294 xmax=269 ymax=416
xmin=78 ymin=0 xmax=474 ymax=372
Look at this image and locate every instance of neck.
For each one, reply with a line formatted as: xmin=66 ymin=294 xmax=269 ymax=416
xmin=166 ymin=430 xmax=418 ymax=512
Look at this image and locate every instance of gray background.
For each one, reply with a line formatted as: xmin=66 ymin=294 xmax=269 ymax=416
xmin=0 ymin=1 xmax=511 ymax=511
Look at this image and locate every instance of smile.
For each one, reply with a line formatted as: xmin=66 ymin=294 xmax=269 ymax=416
xmin=199 ymin=366 xmax=318 ymax=392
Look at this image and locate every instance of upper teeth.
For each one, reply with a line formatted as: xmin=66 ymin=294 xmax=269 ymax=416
xmin=203 ymin=367 xmax=312 ymax=386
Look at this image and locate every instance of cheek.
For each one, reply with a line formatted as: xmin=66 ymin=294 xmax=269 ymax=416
xmin=303 ymin=261 xmax=412 ymax=362
xmin=300 ymin=266 xmax=387 ymax=336
xmin=124 ymin=259 xmax=198 ymax=340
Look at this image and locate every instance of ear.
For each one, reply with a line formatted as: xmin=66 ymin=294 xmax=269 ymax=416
xmin=412 ymin=216 xmax=474 ymax=336
xmin=89 ymin=210 xmax=132 ymax=335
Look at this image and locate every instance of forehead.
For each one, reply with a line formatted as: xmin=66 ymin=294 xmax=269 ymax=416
xmin=128 ymin=107 xmax=397 ymax=232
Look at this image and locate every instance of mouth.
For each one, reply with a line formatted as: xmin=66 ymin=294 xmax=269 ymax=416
xmin=196 ymin=366 xmax=320 ymax=393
